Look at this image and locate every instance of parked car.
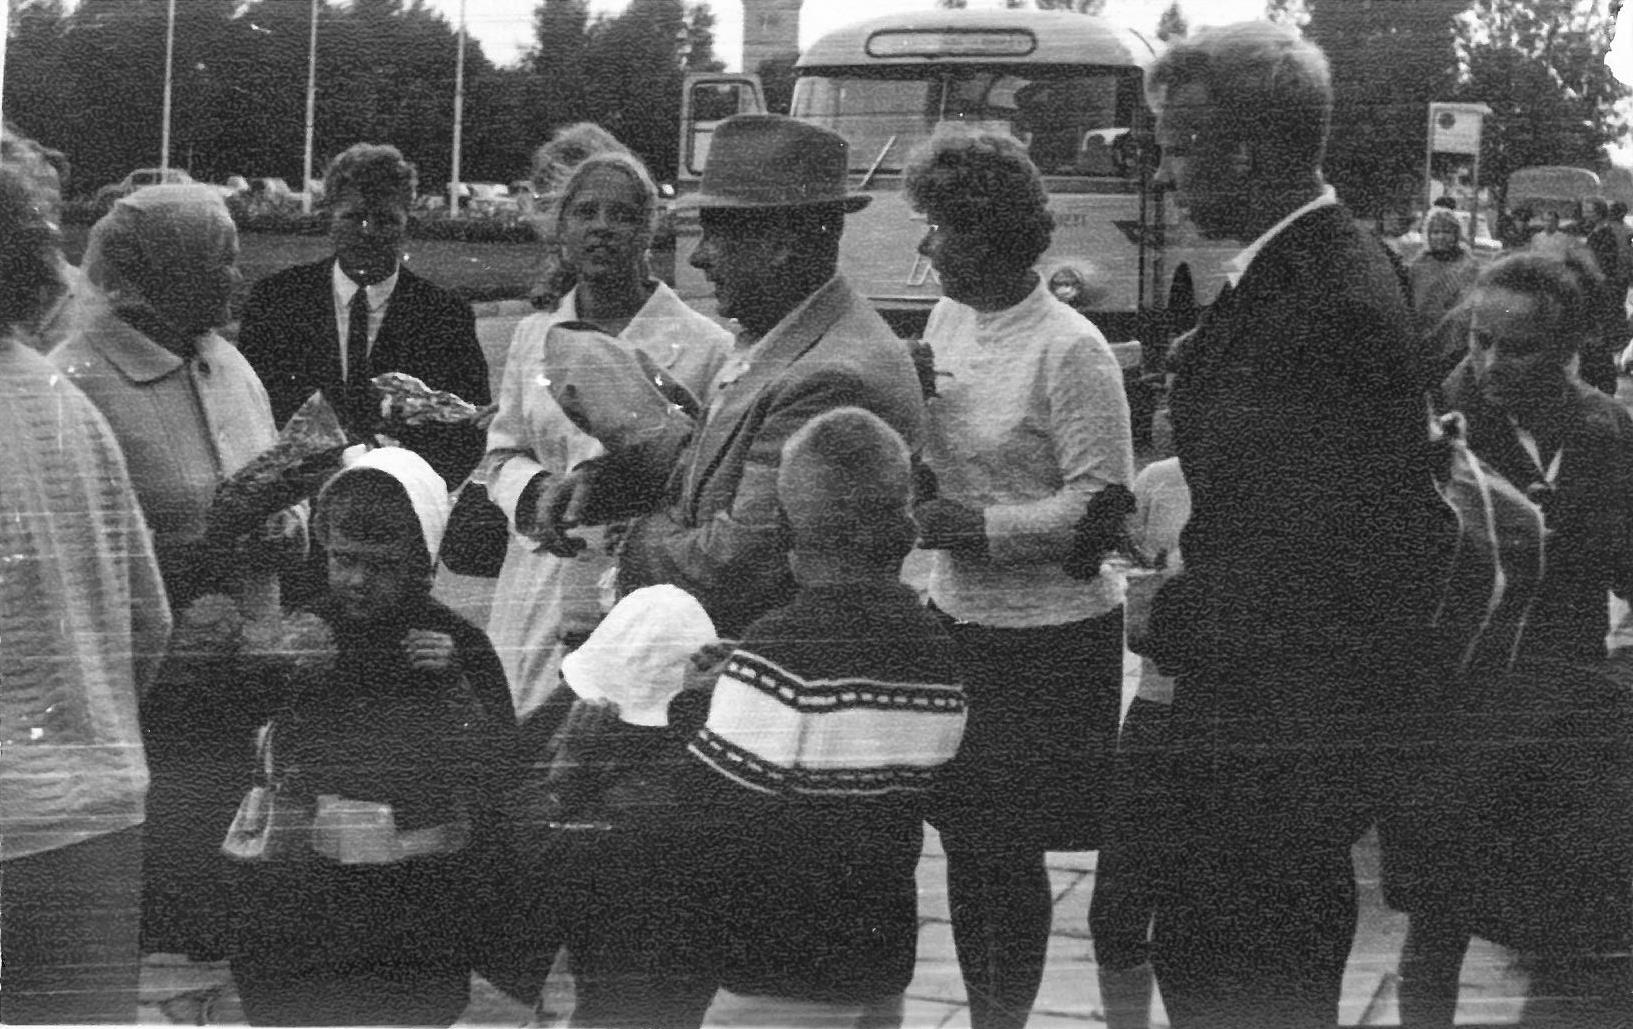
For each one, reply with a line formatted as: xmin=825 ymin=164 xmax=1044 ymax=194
xmin=94 ymin=167 xmax=195 ymax=209
xmin=457 ymin=181 xmax=520 ymax=218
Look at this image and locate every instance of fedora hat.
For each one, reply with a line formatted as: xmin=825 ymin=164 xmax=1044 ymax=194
xmin=685 ymin=114 xmax=870 ymax=213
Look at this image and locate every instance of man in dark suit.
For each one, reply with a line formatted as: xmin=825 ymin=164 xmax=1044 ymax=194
xmin=237 ymin=143 xmax=489 ymax=489
xmin=1137 ymin=23 xmax=1443 ymax=1028
xmin=537 ymin=115 xmax=924 ymax=638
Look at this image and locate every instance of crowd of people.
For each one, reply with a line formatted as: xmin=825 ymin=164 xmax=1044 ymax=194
xmin=2 ymin=17 xmax=1629 ymax=1029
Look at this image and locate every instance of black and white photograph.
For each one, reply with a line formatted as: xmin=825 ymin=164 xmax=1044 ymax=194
xmin=1 ymin=0 xmax=1629 ymax=1026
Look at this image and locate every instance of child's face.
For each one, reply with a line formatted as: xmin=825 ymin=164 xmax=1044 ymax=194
xmin=326 ymin=530 xmax=420 ymax=623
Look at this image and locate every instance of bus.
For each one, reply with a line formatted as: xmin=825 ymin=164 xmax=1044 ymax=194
xmin=670 ymin=7 xmax=1236 ymax=348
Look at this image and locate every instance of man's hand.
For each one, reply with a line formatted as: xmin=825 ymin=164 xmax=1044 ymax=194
xmin=527 ymin=471 xmax=590 ymax=558
xmin=915 ymin=497 xmax=987 ymax=556
xmin=403 ymin=629 xmax=460 ymax=677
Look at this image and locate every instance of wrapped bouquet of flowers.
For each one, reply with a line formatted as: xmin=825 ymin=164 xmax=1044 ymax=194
xmin=369 ymin=371 xmax=498 ymax=434
xmin=203 ymin=390 xmax=349 ymax=561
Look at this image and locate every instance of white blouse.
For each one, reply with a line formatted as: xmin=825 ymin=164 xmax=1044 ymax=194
xmin=920 ymin=279 xmax=1134 ymax=628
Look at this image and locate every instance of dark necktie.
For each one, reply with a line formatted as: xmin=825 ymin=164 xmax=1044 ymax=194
xmin=346 ymin=287 xmax=373 ymax=426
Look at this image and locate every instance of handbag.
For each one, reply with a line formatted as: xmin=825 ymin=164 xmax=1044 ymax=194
xmin=221 ymin=722 xmax=311 ymax=862
xmin=439 ymin=476 xmax=510 ymax=578
xmin=1426 ymin=409 xmax=1548 ymax=677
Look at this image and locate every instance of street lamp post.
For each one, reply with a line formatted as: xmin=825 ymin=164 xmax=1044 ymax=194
xmin=301 ymin=0 xmax=319 ymax=214
xmin=160 ymin=0 xmax=177 ymax=173
xmin=449 ymin=0 xmax=466 ymax=218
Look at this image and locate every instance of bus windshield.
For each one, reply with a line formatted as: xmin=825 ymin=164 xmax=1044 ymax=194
xmin=791 ymin=66 xmax=1143 ymax=177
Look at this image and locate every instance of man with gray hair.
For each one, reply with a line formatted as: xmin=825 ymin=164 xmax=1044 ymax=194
xmin=1133 ymin=21 xmax=1442 ymax=1027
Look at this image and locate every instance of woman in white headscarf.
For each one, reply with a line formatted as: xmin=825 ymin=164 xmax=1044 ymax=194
xmin=52 ymin=183 xmax=300 ymax=960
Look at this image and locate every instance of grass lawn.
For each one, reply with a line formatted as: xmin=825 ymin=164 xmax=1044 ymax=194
xmin=60 ymin=224 xmax=545 ymax=315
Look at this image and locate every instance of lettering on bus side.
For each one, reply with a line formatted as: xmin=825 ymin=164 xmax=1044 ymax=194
xmin=906 ymin=253 xmax=940 ymax=287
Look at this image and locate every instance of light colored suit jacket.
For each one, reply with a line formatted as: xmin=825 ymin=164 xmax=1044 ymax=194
xmin=618 ymin=276 xmax=924 ymax=635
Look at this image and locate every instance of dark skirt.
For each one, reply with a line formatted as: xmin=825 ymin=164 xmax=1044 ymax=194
xmin=928 ymin=606 xmax=1125 ymax=852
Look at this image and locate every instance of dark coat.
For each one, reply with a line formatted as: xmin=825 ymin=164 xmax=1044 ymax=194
xmin=1153 ymin=202 xmax=1443 ymax=727
xmin=1443 ymin=365 xmax=1633 ymax=664
xmin=237 ymin=259 xmax=490 ymax=488
xmin=228 ymin=598 xmax=520 ymax=1022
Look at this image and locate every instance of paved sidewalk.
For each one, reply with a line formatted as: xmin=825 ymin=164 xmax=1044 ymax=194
xmin=136 ymin=646 xmax=1532 ymax=1028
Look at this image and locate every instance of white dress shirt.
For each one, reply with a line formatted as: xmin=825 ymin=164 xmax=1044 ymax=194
xmin=331 ymin=262 xmax=399 ymax=380
xmin=1224 ymin=184 xmax=1340 ymax=286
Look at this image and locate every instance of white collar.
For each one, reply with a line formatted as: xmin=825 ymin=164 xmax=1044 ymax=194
xmin=1224 ymin=185 xmax=1339 ymax=287
xmin=332 ymin=261 xmax=400 ymax=311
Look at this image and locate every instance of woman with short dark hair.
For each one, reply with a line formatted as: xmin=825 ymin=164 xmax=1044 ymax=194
xmin=904 ymin=124 xmax=1134 ymax=1029
xmin=1389 ymin=252 xmax=1633 ymax=1026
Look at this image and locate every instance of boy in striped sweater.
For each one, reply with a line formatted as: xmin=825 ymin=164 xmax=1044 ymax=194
xmin=676 ymin=406 xmax=966 ymax=1028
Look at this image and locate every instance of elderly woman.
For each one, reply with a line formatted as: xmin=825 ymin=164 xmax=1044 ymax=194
xmin=484 ymin=148 xmax=729 ymax=1027
xmin=1389 ymin=253 xmax=1633 ymax=1026
xmin=905 ymin=125 xmax=1134 ymax=1029
xmin=0 ymin=160 xmax=171 ymax=1023
xmin=52 ymin=183 xmax=297 ymax=960
xmin=486 ymin=150 xmax=729 ymax=720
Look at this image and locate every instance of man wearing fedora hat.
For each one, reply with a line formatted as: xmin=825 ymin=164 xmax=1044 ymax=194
xmin=543 ymin=113 xmax=925 ymax=639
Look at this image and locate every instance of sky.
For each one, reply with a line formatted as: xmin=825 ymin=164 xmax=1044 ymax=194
xmin=430 ymin=0 xmax=1271 ymax=72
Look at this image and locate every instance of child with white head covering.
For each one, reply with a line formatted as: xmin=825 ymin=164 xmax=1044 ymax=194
xmin=226 ymin=446 xmax=518 ymax=1027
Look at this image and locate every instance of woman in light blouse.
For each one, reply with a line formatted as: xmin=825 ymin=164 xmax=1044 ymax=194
xmin=485 ymin=150 xmax=730 ymax=721
xmin=905 ymin=124 xmax=1135 ymax=1029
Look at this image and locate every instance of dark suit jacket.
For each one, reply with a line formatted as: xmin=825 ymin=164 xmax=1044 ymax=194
xmin=237 ymin=259 xmax=490 ymax=487
xmin=1444 ymin=364 xmax=1633 ymax=664
xmin=1159 ymin=202 xmax=1444 ymax=724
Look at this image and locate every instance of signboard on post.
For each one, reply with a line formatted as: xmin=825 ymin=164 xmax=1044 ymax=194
xmin=1429 ymin=102 xmax=1488 ymax=155
xmin=1425 ymin=101 xmax=1493 ymax=239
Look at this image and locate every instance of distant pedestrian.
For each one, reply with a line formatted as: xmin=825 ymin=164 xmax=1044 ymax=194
xmin=0 ymin=161 xmax=172 ymax=1025
xmin=1528 ymin=209 xmax=1576 ymax=260
xmin=1137 ymin=22 xmax=1442 ymax=1027
xmin=1573 ymin=197 xmax=1626 ymax=393
xmin=902 ymin=123 xmax=1133 ymax=1029
xmin=1408 ymin=209 xmax=1479 ymax=340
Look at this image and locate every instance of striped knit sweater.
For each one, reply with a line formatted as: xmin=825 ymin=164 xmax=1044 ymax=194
xmin=682 ymin=579 xmax=964 ymax=1003
xmin=1 ymin=339 xmax=171 ymax=861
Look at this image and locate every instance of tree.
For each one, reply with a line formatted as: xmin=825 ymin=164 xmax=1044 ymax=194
xmin=1453 ymin=0 xmax=1629 ymax=190
xmin=1156 ymin=1 xmax=1187 ymax=41
xmin=684 ymin=4 xmax=725 ymax=72
xmin=528 ymin=0 xmax=589 ymax=134
xmin=1264 ymin=0 xmax=1311 ymax=29
xmin=1306 ymin=0 xmax=1464 ymax=218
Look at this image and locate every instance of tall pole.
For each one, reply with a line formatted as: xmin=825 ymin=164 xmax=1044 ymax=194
xmin=301 ymin=0 xmax=319 ymax=214
xmin=448 ymin=0 xmax=466 ymax=217
xmin=160 ymin=0 xmax=177 ymax=173
xmin=0 ymin=1 xmax=11 ymax=128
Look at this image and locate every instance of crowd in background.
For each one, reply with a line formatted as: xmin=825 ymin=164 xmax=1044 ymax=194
xmin=2 ymin=17 xmax=1630 ymax=1029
